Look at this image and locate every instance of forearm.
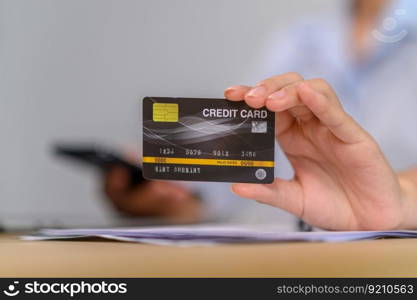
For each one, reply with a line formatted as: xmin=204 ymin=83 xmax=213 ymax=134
xmin=398 ymin=168 xmax=417 ymax=229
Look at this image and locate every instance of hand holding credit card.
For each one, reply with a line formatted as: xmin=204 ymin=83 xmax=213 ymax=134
xmin=142 ymin=97 xmax=275 ymax=183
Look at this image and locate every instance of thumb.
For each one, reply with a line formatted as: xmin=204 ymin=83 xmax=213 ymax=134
xmin=231 ymin=178 xmax=304 ymax=218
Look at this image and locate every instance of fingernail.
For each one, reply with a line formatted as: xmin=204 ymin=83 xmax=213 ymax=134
xmin=224 ymin=86 xmax=239 ymax=98
xmin=225 ymin=86 xmax=237 ymax=94
xmin=268 ymin=89 xmax=286 ymax=100
xmin=246 ymin=86 xmax=266 ymax=98
xmin=230 ymin=183 xmax=242 ymax=195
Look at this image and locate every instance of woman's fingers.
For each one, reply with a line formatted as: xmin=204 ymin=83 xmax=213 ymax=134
xmin=244 ymin=72 xmax=304 ymax=108
xmin=259 ymin=78 xmax=368 ymax=143
xmin=264 ymin=83 xmax=313 ymax=133
xmin=225 ymin=74 xmax=368 ymax=143
xmin=265 ymin=85 xmax=313 ymax=122
xmin=296 ymin=82 xmax=368 ymax=144
xmin=231 ymin=178 xmax=304 ymax=217
xmin=224 ymin=72 xmax=303 ymax=106
xmin=275 ymin=111 xmax=296 ymax=136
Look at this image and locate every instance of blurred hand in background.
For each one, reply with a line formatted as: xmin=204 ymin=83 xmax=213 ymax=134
xmin=104 ymin=166 xmax=202 ymax=223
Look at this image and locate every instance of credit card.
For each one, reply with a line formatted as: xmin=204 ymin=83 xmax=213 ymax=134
xmin=142 ymin=97 xmax=275 ymax=183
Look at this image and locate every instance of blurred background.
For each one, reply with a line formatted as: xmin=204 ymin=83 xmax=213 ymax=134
xmin=1 ymin=0 xmax=338 ymax=229
xmin=0 ymin=0 xmax=334 ymax=228
xmin=11 ymin=0 xmax=417 ymax=232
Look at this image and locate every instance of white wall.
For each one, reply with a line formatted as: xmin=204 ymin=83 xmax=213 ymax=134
xmin=0 ymin=0 xmax=336 ymax=228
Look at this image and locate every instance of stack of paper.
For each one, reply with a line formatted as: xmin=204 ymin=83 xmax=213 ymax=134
xmin=22 ymin=226 xmax=417 ymax=246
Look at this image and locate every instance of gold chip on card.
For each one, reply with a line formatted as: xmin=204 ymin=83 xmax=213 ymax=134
xmin=152 ymin=103 xmax=179 ymax=122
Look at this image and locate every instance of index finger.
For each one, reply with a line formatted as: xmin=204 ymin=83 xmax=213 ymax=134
xmin=224 ymin=85 xmax=252 ymax=101
xmin=224 ymin=72 xmax=304 ymax=108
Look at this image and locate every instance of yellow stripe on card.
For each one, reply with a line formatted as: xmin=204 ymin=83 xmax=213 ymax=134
xmin=143 ymin=156 xmax=274 ymax=167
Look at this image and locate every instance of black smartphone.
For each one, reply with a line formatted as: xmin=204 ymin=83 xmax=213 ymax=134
xmin=53 ymin=144 xmax=146 ymax=187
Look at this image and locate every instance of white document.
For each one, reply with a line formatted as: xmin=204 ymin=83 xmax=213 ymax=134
xmin=22 ymin=225 xmax=417 ymax=246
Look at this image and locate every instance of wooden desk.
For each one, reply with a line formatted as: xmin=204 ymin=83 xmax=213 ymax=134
xmin=1 ymin=234 xmax=417 ymax=277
